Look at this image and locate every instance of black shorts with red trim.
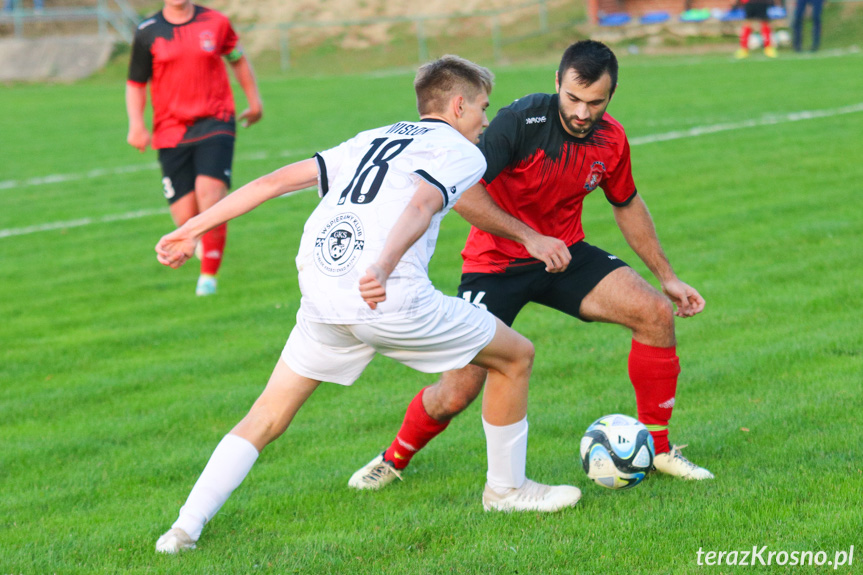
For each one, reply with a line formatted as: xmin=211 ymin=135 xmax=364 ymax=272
xmin=157 ymin=118 xmax=235 ymax=205
xmin=457 ymin=241 xmax=629 ymax=326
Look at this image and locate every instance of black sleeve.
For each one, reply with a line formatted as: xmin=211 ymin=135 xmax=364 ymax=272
xmin=478 ymin=107 xmax=521 ymax=184
xmin=127 ymin=28 xmax=153 ymax=84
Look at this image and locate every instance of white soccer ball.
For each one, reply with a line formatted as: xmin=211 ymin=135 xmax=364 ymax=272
xmin=580 ymin=414 xmax=655 ymax=489
xmin=774 ymin=29 xmax=791 ymax=47
xmin=747 ymin=32 xmax=763 ymax=49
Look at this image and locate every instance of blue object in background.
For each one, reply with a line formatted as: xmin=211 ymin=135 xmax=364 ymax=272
xmin=767 ymin=6 xmax=787 ymax=19
xmin=640 ymin=11 xmax=670 ymax=24
xmin=599 ymin=12 xmax=631 ymax=26
xmin=720 ymin=7 xmax=746 ymax=21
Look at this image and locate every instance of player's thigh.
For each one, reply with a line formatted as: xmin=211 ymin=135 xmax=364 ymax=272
xmin=194 ymin=175 xmax=228 ymax=211
xmin=168 ymin=193 xmax=199 ymax=227
xmin=158 ymin=146 xmax=196 ymax=210
xmin=531 ymin=242 xmax=629 ymax=321
xmin=470 ymin=317 xmax=534 ymax=376
xmin=578 ymin=266 xmax=668 ymax=329
xmin=281 ymin=309 xmax=376 ymax=386
xmin=351 ymin=292 xmax=498 ymax=375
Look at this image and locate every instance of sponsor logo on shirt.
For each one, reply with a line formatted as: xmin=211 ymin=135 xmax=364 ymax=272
xmin=583 ymin=161 xmax=606 ymax=191
xmin=525 ymin=116 xmax=547 ymax=125
xmin=314 ymin=213 xmax=365 ymax=276
xmin=200 ymin=31 xmax=216 ymax=53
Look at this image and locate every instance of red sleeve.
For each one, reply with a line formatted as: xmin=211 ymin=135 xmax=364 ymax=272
xmin=602 ymin=135 xmax=637 ymax=206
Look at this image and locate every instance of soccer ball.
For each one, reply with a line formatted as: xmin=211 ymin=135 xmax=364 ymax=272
xmin=580 ymin=414 xmax=655 ymax=489
xmin=747 ymin=33 xmax=763 ymax=50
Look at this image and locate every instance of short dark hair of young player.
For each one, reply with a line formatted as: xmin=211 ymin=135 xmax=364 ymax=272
xmin=558 ymin=40 xmax=618 ymax=96
xmin=414 ymin=55 xmax=494 ymax=116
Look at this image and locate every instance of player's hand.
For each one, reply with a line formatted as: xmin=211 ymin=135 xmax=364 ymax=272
xmin=662 ymin=278 xmax=705 ymax=318
xmin=239 ymin=105 xmax=263 ymax=128
xmin=127 ymin=126 xmax=151 ymax=153
xmin=524 ymin=234 xmax=571 ymax=273
xmin=155 ymin=229 xmax=197 ymax=269
xmin=359 ymin=265 xmax=388 ymax=310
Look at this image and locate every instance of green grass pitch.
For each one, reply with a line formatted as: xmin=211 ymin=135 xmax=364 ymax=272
xmin=1 ymin=49 xmax=861 ymax=574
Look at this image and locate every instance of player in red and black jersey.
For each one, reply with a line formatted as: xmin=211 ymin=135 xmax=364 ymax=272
xmin=735 ymin=0 xmax=780 ymax=59
xmin=349 ymin=40 xmax=714 ymax=491
xmin=126 ymin=0 xmax=263 ymax=296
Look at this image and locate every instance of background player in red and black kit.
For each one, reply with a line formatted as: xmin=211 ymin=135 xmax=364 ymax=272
xmin=735 ymin=0 xmax=780 ymax=59
xmin=126 ymin=0 xmax=263 ymax=296
xmin=349 ymin=40 xmax=714 ymax=490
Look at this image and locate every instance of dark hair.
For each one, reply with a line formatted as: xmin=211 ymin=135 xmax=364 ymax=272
xmin=414 ymin=55 xmax=494 ymax=116
xmin=558 ymin=40 xmax=618 ymax=95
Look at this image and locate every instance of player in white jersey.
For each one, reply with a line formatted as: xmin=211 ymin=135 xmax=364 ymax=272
xmin=152 ymin=55 xmax=582 ymax=554
xmin=295 ymin=119 xmax=484 ymax=326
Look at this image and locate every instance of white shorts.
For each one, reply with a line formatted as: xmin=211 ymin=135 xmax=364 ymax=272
xmin=282 ymin=291 xmax=497 ymax=386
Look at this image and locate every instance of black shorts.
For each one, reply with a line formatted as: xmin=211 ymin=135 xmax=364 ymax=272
xmin=744 ymin=2 xmax=770 ymax=20
xmin=457 ymin=242 xmax=629 ymax=326
xmin=158 ymin=134 xmax=235 ymax=205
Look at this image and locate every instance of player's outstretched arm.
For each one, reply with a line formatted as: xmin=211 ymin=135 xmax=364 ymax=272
xmin=230 ymin=55 xmax=263 ymax=128
xmin=454 ymin=183 xmax=571 ymax=272
xmin=359 ymin=181 xmax=444 ymax=309
xmin=612 ymin=195 xmax=705 ymax=317
xmin=155 ymin=159 xmax=318 ymax=269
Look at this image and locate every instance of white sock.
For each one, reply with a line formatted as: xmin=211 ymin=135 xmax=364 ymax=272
xmin=171 ymin=434 xmax=259 ymax=541
xmin=482 ymin=416 xmax=528 ymax=494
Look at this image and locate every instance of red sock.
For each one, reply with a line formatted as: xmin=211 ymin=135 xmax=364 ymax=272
xmin=200 ymin=223 xmax=227 ymax=276
xmin=628 ymin=340 xmax=680 ymax=455
xmin=384 ymin=387 xmax=450 ymax=470
xmin=740 ymin=25 xmax=752 ymax=49
xmin=761 ymin=23 xmax=773 ymax=47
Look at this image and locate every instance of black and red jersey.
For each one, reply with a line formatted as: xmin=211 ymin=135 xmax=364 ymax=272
xmin=127 ymin=5 xmax=240 ymax=148
xmin=461 ymin=93 xmax=637 ymax=274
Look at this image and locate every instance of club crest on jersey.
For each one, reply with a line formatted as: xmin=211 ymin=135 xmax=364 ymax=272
xmin=583 ymin=161 xmax=606 ymax=191
xmin=200 ymin=31 xmax=216 ymax=53
xmin=314 ymin=213 xmax=365 ymax=276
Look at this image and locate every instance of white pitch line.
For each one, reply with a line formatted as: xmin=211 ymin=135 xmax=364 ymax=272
xmin=0 ymin=148 xmax=313 ymax=192
xmin=2 ymin=103 xmax=862 ymax=240
xmin=0 ymin=208 xmax=169 ymax=239
xmin=629 ymin=102 xmax=863 ymax=146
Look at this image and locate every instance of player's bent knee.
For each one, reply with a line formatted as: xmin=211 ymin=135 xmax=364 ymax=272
xmin=655 ymin=296 xmax=676 ymax=329
xmin=507 ymin=338 xmax=535 ymax=379
xmin=633 ymin=295 xmax=676 ymax=345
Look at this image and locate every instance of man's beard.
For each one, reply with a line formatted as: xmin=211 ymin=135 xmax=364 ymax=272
xmin=559 ymin=103 xmax=605 ymax=137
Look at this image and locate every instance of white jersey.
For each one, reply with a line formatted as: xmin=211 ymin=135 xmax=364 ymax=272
xmin=296 ymin=119 xmax=486 ymax=323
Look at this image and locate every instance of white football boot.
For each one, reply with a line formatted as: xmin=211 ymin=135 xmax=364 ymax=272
xmin=348 ymin=452 xmax=403 ymax=490
xmin=653 ymin=445 xmax=714 ymax=480
xmin=155 ymin=527 xmax=196 ymax=553
xmin=482 ymin=479 xmax=582 ymax=512
xmin=195 ymin=275 xmax=217 ymax=297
